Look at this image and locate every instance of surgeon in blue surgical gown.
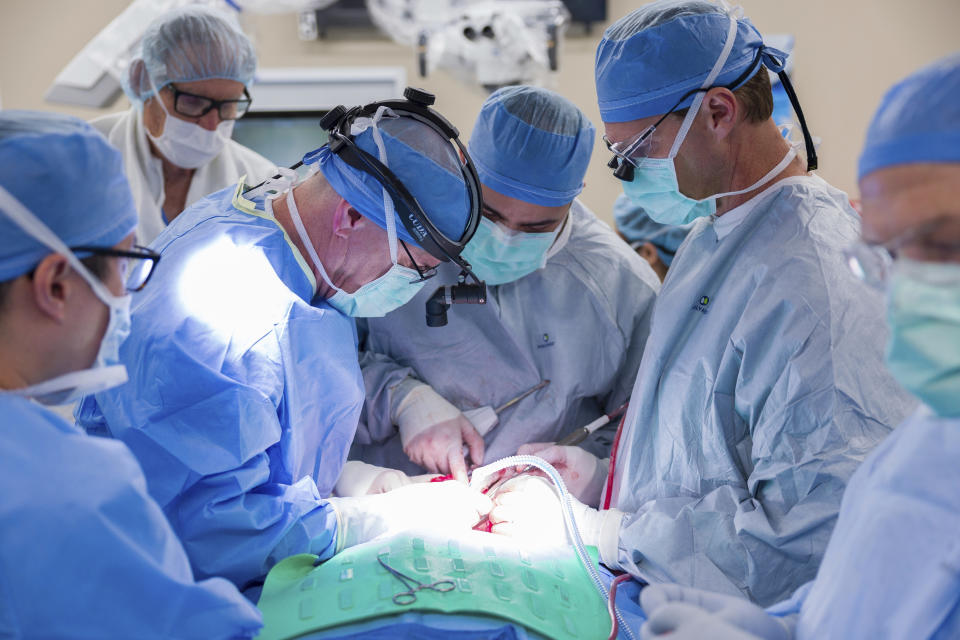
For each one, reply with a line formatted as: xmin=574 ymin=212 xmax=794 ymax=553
xmin=488 ymin=0 xmax=915 ymax=607
xmin=76 ymin=102 xmax=492 ymax=595
xmin=638 ymin=51 xmax=960 ymax=640
xmin=0 ymin=111 xmax=262 ymax=638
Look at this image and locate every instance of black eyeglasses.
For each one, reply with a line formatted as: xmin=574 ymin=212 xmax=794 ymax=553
xmin=605 ymin=46 xmax=819 ymax=182
xmin=70 ymin=245 xmax=161 ymax=293
xmin=604 ymin=85 xmax=709 ymax=183
xmin=167 ymin=84 xmax=252 ymax=120
xmin=400 ymin=240 xmax=438 ymax=283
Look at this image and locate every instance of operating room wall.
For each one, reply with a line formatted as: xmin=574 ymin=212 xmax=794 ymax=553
xmin=1 ymin=0 xmax=957 ymax=225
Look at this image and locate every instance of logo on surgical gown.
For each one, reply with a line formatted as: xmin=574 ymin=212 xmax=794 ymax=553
xmin=537 ymin=332 xmax=555 ymax=348
xmin=692 ymin=295 xmax=710 ymax=314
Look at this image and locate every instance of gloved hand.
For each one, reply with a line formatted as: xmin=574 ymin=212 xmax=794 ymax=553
xmin=486 ymin=475 xmax=624 ymax=568
xmin=640 ymin=584 xmax=793 ymax=640
xmin=395 ymin=383 xmax=485 ymax=482
xmin=516 ymin=443 xmax=608 ymax=506
xmin=334 ymin=460 xmax=412 ymax=497
xmin=328 ymin=481 xmax=492 ymax=551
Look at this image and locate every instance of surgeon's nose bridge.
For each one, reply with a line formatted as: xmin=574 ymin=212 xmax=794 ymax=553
xmin=196 ymin=109 xmax=221 ymax=131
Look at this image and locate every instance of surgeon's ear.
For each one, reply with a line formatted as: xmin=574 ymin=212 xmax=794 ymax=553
xmin=331 ymin=197 xmax=367 ymax=239
xmin=703 ymin=87 xmax=737 ymax=141
xmin=128 ymin=59 xmax=149 ymax=102
xmin=30 ymin=254 xmax=71 ymax=322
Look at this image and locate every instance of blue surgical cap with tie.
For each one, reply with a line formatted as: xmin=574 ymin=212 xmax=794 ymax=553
xmin=595 ymin=0 xmax=788 ymax=122
xmin=305 ymin=114 xmax=473 ymax=248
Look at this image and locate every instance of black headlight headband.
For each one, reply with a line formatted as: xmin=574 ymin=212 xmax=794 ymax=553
xmin=319 ymin=88 xmax=483 ymax=278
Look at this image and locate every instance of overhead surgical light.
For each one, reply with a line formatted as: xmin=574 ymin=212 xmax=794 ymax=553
xmin=365 ymin=0 xmax=570 ymax=91
xmin=45 ymin=0 xmax=570 ymax=109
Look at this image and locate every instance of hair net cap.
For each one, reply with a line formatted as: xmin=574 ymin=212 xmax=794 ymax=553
xmin=467 ymin=86 xmax=595 ymax=207
xmin=858 ymin=53 xmax=960 ymax=181
xmin=309 ymin=116 xmax=472 ymax=247
xmin=613 ymin=193 xmax=691 ymax=266
xmin=126 ymin=5 xmax=257 ymax=104
xmin=595 ymin=0 xmax=786 ymax=122
xmin=0 ymin=111 xmax=137 ymax=281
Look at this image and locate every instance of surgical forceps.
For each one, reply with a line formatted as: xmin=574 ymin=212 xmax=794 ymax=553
xmin=378 ymin=555 xmax=456 ymax=605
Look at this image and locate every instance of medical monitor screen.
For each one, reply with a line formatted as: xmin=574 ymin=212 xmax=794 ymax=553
xmin=232 ymin=111 xmax=329 ymax=171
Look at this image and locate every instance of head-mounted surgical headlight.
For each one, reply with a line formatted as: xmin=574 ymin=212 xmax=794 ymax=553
xmin=318 ymin=87 xmax=484 ymax=285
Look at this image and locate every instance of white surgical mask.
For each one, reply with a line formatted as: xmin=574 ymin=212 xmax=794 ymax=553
xmin=0 ymin=186 xmax=132 ymax=406
xmin=145 ymin=76 xmax=233 ymax=169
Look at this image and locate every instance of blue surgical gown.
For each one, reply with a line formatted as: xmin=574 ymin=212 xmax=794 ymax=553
xmin=0 ymin=395 xmax=262 ymax=638
xmin=609 ymin=176 xmax=916 ymax=606
xmin=76 ymin=182 xmax=364 ymax=591
xmin=766 ymin=407 xmax=960 ymax=638
xmin=354 ymin=200 xmax=660 ymax=469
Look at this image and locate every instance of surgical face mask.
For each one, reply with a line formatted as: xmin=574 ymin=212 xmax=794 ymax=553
xmin=461 ymin=216 xmax=560 ymax=285
xmin=621 ymin=10 xmax=797 ymax=226
xmin=282 ymin=179 xmax=425 ymax=318
xmin=0 ymin=186 xmax=132 ymax=406
xmin=885 ymin=260 xmax=960 ymax=417
xmin=623 ymin=157 xmax=717 ymax=225
xmin=145 ymin=78 xmax=234 ymax=169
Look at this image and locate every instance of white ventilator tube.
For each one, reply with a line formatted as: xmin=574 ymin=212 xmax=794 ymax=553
xmin=471 ymin=455 xmax=637 ymax=640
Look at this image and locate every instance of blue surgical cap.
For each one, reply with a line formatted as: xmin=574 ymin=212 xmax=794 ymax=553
xmin=0 ymin=111 xmax=137 ymax=281
xmin=613 ymin=193 xmax=691 ymax=266
xmin=308 ymin=116 xmax=472 ymax=247
xmin=858 ymin=52 xmax=960 ymax=180
xmin=595 ymin=0 xmax=787 ymax=122
xmin=468 ymin=86 xmax=595 ymax=207
xmin=125 ymin=5 xmax=257 ymax=105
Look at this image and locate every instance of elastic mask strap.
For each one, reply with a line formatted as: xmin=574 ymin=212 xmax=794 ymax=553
xmin=668 ymin=9 xmax=739 ymax=159
xmin=367 ymin=105 xmax=400 ymax=266
xmin=0 ymin=185 xmax=124 ymax=309
xmin=707 ymin=144 xmax=797 ymax=201
xmin=285 ymin=187 xmax=342 ymax=295
xmin=267 ymin=167 xmax=300 ymax=191
xmin=6 ymin=366 xmax=129 ymax=401
xmin=146 ymin=74 xmax=173 ymax=119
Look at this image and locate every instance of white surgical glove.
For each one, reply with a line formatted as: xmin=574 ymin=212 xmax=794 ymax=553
xmin=487 ymin=475 xmax=624 ymax=568
xmin=334 ymin=460 xmax=412 ymax=497
xmin=640 ymin=584 xmax=793 ymax=640
xmin=328 ymin=481 xmax=492 ymax=551
xmin=394 ymin=383 xmax=485 ymax=481
xmin=516 ymin=443 xmax=608 ymax=506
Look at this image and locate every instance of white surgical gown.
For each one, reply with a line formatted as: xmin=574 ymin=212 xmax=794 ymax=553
xmin=0 ymin=395 xmax=262 ymax=638
xmin=609 ymin=175 xmax=916 ymax=606
xmin=76 ymin=182 xmax=363 ymax=592
xmin=354 ymin=200 xmax=660 ymax=469
xmin=91 ymin=109 xmax=276 ymax=244
xmin=765 ymin=407 xmax=960 ymax=638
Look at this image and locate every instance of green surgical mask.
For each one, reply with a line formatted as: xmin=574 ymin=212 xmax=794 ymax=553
xmin=886 ymin=260 xmax=960 ymax=417
xmin=461 ymin=216 xmax=561 ymax=285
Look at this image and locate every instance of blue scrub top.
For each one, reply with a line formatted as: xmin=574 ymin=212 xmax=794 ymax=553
xmin=0 ymin=395 xmax=262 ymax=638
xmin=77 ymin=182 xmax=365 ymax=592
xmin=778 ymin=407 xmax=960 ymax=638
